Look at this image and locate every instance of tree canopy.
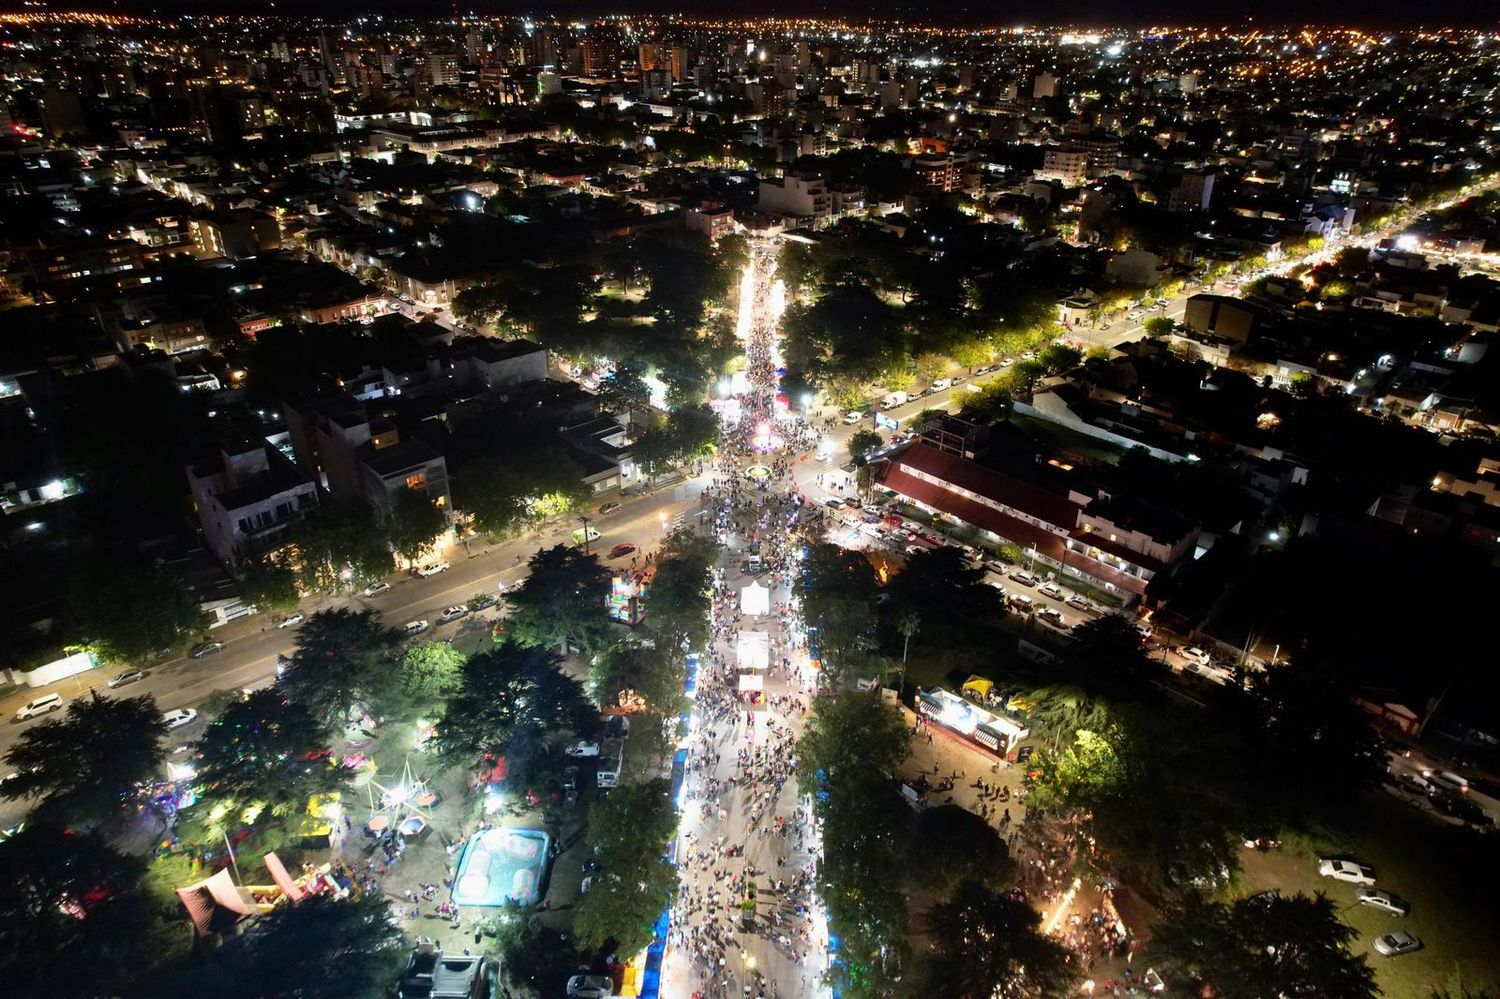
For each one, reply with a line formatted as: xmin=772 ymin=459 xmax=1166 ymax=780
xmin=504 ymin=544 xmax=613 ymax=654
xmin=1 ymin=690 xmax=166 ymax=827
xmin=278 ymin=609 xmax=405 ymax=734
xmin=917 ymin=878 xmax=1079 ymax=998
xmin=572 ymin=779 xmax=680 ymax=956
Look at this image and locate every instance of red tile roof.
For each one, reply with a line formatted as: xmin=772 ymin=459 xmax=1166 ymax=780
xmin=895 ymin=443 xmax=1080 ymax=527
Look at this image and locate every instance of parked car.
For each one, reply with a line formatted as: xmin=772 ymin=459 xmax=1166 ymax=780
xmin=822 ymin=497 xmax=844 ymax=509
xmin=277 ymin=613 xmax=305 ymax=629
xmin=599 ymin=501 xmax=621 ymax=515
xmin=1008 ymin=571 xmax=1039 ymax=588
xmin=905 ymin=544 xmax=925 ymax=556
xmin=1318 ymin=858 xmax=1376 ymax=885
xmin=403 ymin=620 xmax=430 ymax=636
xmin=1355 ymin=888 xmax=1410 ymax=916
xmin=1008 ymin=594 xmax=1035 ymax=613
xmin=562 ymin=767 xmax=579 ymax=791
xmin=930 ymin=378 xmax=952 ymax=391
xmin=1037 ymin=607 xmax=1066 ymax=627
xmin=188 ymin=640 xmax=224 ymax=659
xmin=1178 ymin=646 xmax=1211 ymax=667
xmin=363 ymin=581 xmax=391 ymax=597
xmin=608 ymin=543 xmax=638 ymax=559
xmin=566 ymin=741 xmax=601 ymax=758
xmin=439 ymin=605 xmax=468 ymax=624
xmin=1064 ymin=594 xmax=1094 ymax=613
xmin=107 ymin=669 xmax=146 ymax=689
xmin=162 ymin=708 xmax=199 ymax=730
xmin=843 ymin=410 xmax=865 ymax=424
xmin=468 ymin=593 xmax=498 ymax=611
xmin=15 ymin=693 xmax=63 ymax=721
xmin=1373 ymin=931 xmax=1423 ymax=957
xmin=1423 ymin=769 xmax=1470 ymax=795
xmin=1038 ymin=582 xmax=1064 ymax=600
xmin=411 ymin=561 xmax=450 ymax=578
xmin=567 ymin=975 xmax=614 ymax=999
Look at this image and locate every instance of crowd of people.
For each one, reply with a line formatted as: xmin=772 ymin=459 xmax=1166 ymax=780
xmin=664 ymin=245 xmax=830 ymax=999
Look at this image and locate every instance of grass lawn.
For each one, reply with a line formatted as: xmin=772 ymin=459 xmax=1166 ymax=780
xmin=1236 ymin=791 xmax=1500 ymax=997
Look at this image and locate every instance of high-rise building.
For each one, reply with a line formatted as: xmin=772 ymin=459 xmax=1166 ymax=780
xmin=465 ymin=26 xmax=482 ymax=65
xmin=1034 ymin=71 xmax=1059 ymax=98
xmin=39 ymin=89 xmax=87 ymax=138
xmin=1171 ymin=171 xmax=1216 ymax=213
xmin=670 ymin=45 xmax=689 ymax=81
xmin=639 ymin=42 xmax=664 ymax=72
xmin=429 ymin=50 xmax=460 ymax=87
xmin=580 ymin=37 xmax=618 ymax=77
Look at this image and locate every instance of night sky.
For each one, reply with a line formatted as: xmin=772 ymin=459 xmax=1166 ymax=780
xmin=28 ymin=0 xmax=1500 ymax=29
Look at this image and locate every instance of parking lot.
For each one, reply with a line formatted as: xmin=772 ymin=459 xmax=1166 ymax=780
xmin=1236 ymin=792 xmax=1500 ymax=997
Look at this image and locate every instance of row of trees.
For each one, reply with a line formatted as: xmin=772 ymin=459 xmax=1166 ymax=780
xmin=451 ymin=228 xmax=745 ymax=408
xmin=571 ymin=528 xmax=717 ymax=954
xmin=778 ymin=225 xmax=1066 ymax=404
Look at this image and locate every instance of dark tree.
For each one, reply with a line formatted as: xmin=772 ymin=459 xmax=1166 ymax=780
xmin=1147 ymin=892 xmax=1377 ymax=999
xmin=451 ymin=448 xmax=592 ymax=539
xmin=882 ymin=546 xmax=1004 ymax=651
xmin=238 ymin=554 xmax=300 ymax=614
xmin=192 ymin=689 xmax=347 ymax=821
xmin=289 ymin=501 xmax=394 ymax=593
xmin=380 ymin=488 xmax=448 ymax=565
xmin=72 ymin=559 xmax=205 ymax=661
xmin=504 ymin=544 xmax=613 ymax=654
xmin=437 ymin=642 xmax=598 ymax=786
xmin=2 ymin=691 xmax=166 ymax=827
xmin=847 ymin=428 xmax=883 ymax=463
xmin=159 ymin=894 xmax=407 ymax=999
xmin=918 ymin=878 xmax=1079 ymax=999
xmin=573 ymin=780 xmax=680 ymax=956
xmin=0 ymin=821 xmax=158 ymax=997
xmin=908 ymin=804 xmax=1015 ymax=895
xmin=278 ymin=609 xmax=404 ymax=734
xmin=798 ymin=543 xmax=880 ymax=681
xmin=644 ymin=529 xmax=716 ymax=653
xmin=797 ymin=691 xmax=913 ymax=993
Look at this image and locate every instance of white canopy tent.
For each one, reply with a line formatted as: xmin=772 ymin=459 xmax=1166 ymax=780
xmin=740 ymin=581 xmax=771 ymax=616
xmin=737 ymin=673 xmax=765 ymax=694
xmin=737 ymin=630 xmax=770 ymax=671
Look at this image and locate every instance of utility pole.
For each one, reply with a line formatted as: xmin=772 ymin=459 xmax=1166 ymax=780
xmin=578 ymin=515 xmax=592 ymax=557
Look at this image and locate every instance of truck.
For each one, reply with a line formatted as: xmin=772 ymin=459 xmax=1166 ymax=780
xmin=881 ymin=391 xmax=908 ymax=409
xmin=596 ymin=738 xmax=625 ymax=788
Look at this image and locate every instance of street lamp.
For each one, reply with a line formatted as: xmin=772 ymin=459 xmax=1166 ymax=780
xmin=578 ymin=515 xmax=592 ymax=556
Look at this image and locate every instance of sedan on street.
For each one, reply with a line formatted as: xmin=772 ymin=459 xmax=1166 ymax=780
xmin=1355 ymin=888 xmax=1410 ymax=916
xmin=609 ymin=543 xmax=637 ymax=559
xmin=107 ymin=669 xmax=146 ymax=688
xmin=1373 ymin=931 xmax=1423 ymax=957
xmin=188 ymin=641 xmax=224 ymax=659
xmin=363 ymin=581 xmax=391 ymax=597
xmin=1318 ymin=858 xmax=1376 ymax=885
xmin=439 ymin=606 xmax=468 ymax=624
xmin=163 ymin=708 xmax=199 ymax=730
xmin=277 ymin=613 xmax=305 ymax=629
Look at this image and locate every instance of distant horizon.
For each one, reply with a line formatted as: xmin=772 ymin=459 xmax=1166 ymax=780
xmin=4 ymin=1 xmax=1498 ymax=30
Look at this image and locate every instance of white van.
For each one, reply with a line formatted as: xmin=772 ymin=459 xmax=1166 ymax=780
xmin=16 ymin=693 xmax=63 ymax=720
xmin=930 ymin=378 xmax=952 ymax=391
xmin=881 ymin=391 xmax=908 ymax=409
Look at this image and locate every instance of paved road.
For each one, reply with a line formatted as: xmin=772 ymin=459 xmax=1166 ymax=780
xmin=0 ymin=480 xmax=709 ymax=827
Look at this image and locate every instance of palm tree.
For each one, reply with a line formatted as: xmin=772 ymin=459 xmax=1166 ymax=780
xmin=1029 ymin=684 xmax=1105 ymax=753
xmin=895 ymin=610 xmax=921 ymax=696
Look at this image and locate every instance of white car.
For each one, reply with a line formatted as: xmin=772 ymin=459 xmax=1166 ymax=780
xmin=162 ymin=708 xmax=199 ymax=730
xmin=1038 ymin=582 xmax=1064 ymax=600
xmin=1179 ymin=646 xmax=1211 ymax=667
xmin=567 ymin=975 xmax=614 ymax=999
xmin=1037 ymin=607 xmax=1066 ymax=628
xmin=1355 ymin=888 xmax=1409 ymax=916
xmin=404 ymin=620 xmax=430 ymax=636
xmin=107 ymin=669 xmax=146 ymax=689
xmin=842 ymin=410 xmax=865 ymax=425
xmin=363 ymin=581 xmax=391 ymax=597
xmin=15 ymin=694 xmax=63 ymax=721
xmin=565 ymin=741 xmax=601 ymax=758
xmin=1008 ymin=571 xmax=1039 ymax=588
xmin=412 ymin=562 xmax=451 ymax=578
xmin=439 ymin=605 xmax=468 ymax=624
xmin=1128 ymin=310 xmax=1144 ymax=321
xmin=1373 ymin=931 xmax=1422 ymax=957
xmin=1318 ymin=858 xmax=1376 ymax=885
xmin=930 ymin=378 xmax=952 ymax=391
xmin=277 ymin=613 xmax=305 ymax=629
xmin=1065 ymin=594 xmax=1095 ymax=613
